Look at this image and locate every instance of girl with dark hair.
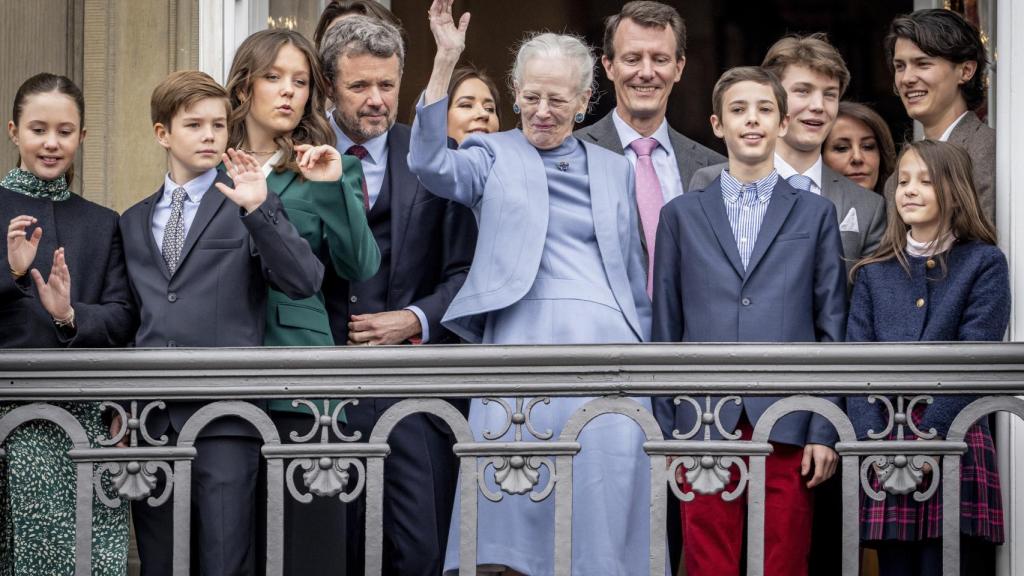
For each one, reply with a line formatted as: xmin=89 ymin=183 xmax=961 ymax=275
xmin=225 ymin=28 xmax=379 ymax=575
xmin=885 ymin=9 xmax=995 ymax=225
xmin=823 ymin=101 xmax=896 ymax=195
xmin=0 ymin=73 xmax=134 ymax=574
xmin=848 ymin=140 xmax=1008 ymax=576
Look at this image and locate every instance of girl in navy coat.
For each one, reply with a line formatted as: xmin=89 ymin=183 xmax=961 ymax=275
xmin=847 ymin=139 xmax=1009 ymax=575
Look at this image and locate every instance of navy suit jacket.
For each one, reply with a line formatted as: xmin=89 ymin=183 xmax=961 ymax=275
xmin=120 ymin=171 xmax=323 ymax=436
xmin=651 ymin=175 xmax=847 ymax=446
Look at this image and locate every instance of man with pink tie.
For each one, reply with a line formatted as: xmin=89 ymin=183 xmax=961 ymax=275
xmin=576 ymin=0 xmax=724 ymax=295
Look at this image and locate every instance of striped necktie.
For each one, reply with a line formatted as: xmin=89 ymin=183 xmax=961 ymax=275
xmin=787 ymin=174 xmax=813 ymax=192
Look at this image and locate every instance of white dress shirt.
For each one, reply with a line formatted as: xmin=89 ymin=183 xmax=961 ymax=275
xmin=611 ymin=109 xmax=684 ymax=202
xmin=775 ymin=153 xmax=823 ymax=195
xmin=151 ymin=168 xmax=218 ymax=247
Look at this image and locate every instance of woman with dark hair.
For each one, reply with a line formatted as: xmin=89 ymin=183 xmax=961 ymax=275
xmin=823 ymin=101 xmax=897 ymax=194
xmin=446 ymin=65 xmax=501 ymax=143
xmin=225 ymin=27 xmax=379 ymax=575
xmin=0 ymin=73 xmax=134 ymax=574
xmin=885 ymin=8 xmax=995 ymax=224
xmin=848 ymin=140 xmax=1007 ymax=575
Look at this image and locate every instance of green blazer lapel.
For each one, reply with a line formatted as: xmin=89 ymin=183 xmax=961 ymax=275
xmin=266 ymin=168 xmax=298 ymax=198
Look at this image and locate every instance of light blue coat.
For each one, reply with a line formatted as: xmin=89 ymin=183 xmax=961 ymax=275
xmin=408 ymin=97 xmax=651 ymax=344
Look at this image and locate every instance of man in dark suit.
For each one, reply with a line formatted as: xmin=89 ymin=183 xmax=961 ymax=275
xmin=120 ymin=71 xmax=323 ymax=576
xmin=653 ymin=67 xmax=847 ymax=576
xmin=319 ymin=15 xmax=475 ymax=576
xmin=690 ymin=34 xmax=886 ymax=275
xmin=576 ymin=1 xmax=725 ymax=294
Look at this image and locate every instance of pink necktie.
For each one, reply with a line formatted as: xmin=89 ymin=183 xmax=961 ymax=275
xmin=629 ymin=137 xmax=663 ymax=297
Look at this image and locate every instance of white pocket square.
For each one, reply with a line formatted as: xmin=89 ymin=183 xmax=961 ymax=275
xmin=839 ymin=208 xmax=859 ymax=233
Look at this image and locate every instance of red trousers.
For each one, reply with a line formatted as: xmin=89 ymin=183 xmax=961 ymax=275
xmin=680 ymin=420 xmax=813 ymax=576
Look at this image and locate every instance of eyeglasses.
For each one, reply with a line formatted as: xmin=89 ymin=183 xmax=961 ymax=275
xmin=518 ymin=92 xmax=577 ymax=112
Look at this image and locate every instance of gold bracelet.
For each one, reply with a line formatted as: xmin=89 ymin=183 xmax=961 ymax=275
xmin=53 ymin=308 xmax=75 ymax=328
xmin=10 ymin=267 xmax=25 ymax=279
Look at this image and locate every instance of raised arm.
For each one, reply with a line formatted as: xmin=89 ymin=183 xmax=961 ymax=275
xmin=424 ymin=0 xmax=470 ymax=106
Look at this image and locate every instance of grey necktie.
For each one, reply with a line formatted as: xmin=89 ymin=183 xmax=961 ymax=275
xmin=161 ymin=187 xmax=187 ymax=274
xmin=787 ymin=174 xmax=813 ymax=192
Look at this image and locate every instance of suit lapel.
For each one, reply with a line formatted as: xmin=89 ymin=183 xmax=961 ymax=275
xmin=582 ymin=114 xmax=625 ymax=154
xmin=387 ymin=127 xmax=416 ymax=289
xmin=669 ymin=129 xmax=700 ymax=193
xmin=744 ymin=184 xmax=798 ymax=278
xmin=948 ymin=111 xmax=980 ymax=147
xmin=818 ymin=165 xmax=844 ymax=207
xmin=144 ymin=187 xmax=171 ymax=280
xmin=582 ymin=140 xmax=641 ymax=339
xmin=266 ymin=169 xmax=298 ymax=199
xmin=174 ymin=172 xmax=229 ymax=275
xmin=697 ymin=179 xmax=745 ymax=279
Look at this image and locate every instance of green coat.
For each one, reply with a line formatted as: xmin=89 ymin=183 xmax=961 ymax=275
xmin=263 ymin=155 xmax=380 ymax=416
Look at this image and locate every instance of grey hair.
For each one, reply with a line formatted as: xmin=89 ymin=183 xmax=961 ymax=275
xmin=319 ymin=14 xmax=405 ymax=87
xmin=509 ymin=32 xmax=597 ymax=98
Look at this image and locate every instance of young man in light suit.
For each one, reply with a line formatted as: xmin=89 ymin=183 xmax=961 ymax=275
xmin=576 ymin=0 xmax=724 ymax=294
xmin=120 ymin=71 xmax=323 ymax=576
xmin=690 ymin=34 xmax=886 ymax=274
xmin=652 ymin=66 xmax=847 ymax=576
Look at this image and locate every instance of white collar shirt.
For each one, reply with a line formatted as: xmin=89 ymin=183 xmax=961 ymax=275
xmin=612 ymin=108 xmax=683 ymax=202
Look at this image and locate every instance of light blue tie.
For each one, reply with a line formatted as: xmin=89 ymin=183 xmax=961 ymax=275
xmin=787 ymin=174 xmax=813 ymax=192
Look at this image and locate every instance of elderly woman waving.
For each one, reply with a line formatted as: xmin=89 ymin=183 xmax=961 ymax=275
xmin=409 ymin=1 xmax=655 ymax=575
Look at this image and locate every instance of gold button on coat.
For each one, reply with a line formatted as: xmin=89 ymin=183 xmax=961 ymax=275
xmin=916 ymin=298 xmax=925 ymax=308
xmin=926 ymin=259 xmax=936 ymax=269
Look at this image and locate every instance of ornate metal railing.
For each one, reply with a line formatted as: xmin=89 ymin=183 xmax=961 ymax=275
xmin=2 ymin=342 xmax=1023 ymax=576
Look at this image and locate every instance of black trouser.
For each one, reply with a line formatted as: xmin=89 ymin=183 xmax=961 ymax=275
xmin=132 ymin=432 xmax=261 ymax=576
xmin=872 ymin=536 xmax=996 ymax=576
xmin=344 ymin=400 xmax=461 ymax=576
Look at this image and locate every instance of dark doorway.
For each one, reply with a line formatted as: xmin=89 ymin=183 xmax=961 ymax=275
xmin=393 ymin=0 xmax=914 ymax=155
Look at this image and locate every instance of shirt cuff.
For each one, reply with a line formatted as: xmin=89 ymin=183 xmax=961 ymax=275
xmin=405 ymin=305 xmax=429 ymax=343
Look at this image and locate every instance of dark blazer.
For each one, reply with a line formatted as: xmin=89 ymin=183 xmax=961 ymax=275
xmin=691 ymin=163 xmax=886 ymax=271
xmin=651 ymin=176 xmax=848 ymax=446
xmin=846 ymin=241 xmax=1010 ymax=439
xmin=0 ymin=187 xmax=134 ymax=348
xmin=883 ymin=112 xmax=995 ymax=226
xmin=120 ymin=170 xmax=323 ymax=434
xmin=324 ymin=122 xmax=474 ymax=344
xmin=329 ymin=123 xmax=475 ymax=576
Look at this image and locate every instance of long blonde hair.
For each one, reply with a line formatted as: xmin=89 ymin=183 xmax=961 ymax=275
xmin=850 ymin=139 xmax=996 ymax=281
xmin=225 ymin=29 xmax=334 ymax=173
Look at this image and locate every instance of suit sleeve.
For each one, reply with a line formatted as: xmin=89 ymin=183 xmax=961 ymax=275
xmin=920 ymin=248 xmax=1010 ymax=438
xmin=807 ymin=203 xmax=848 ymax=446
xmin=845 ymin=268 xmax=875 ymax=343
xmin=61 ymin=214 xmax=137 ymax=347
xmin=687 ymin=166 xmax=717 ymax=194
xmin=861 ymin=193 xmax=887 ymax=257
xmin=651 ymin=204 xmax=684 ymax=440
xmin=971 ymin=130 xmax=996 ymax=227
xmin=243 ymin=192 xmax=324 ymax=300
xmin=407 ymin=199 xmax=476 ymax=343
xmin=408 ymin=95 xmax=494 ymax=208
xmin=313 ymin=156 xmax=381 ymax=282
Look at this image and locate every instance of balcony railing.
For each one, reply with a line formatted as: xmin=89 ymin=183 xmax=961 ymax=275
xmin=2 ymin=342 xmax=1023 ymax=576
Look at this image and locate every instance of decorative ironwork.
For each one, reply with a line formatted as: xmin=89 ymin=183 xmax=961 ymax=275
xmin=481 ymin=396 xmax=553 ymax=440
xmin=478 ymin=455 xmax=556 ymax=502
xmin=863 ymin=395 xmax=942 ymax=501
xmin=94 ymin=460 xmax=174 ymax=507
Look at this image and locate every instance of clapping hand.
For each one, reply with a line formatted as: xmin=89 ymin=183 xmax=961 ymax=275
xmin=296 ymin=144 xmax=343 ymax=182
xmin=31 ymin=247 xmax=74 ymax=323
xmin=428 ymin=0 xmax=470 ymax=59
xmin=7 ymin=215 xmax=42 ymax=277
xmin=216 ymin=148 xmax=268 ymax=214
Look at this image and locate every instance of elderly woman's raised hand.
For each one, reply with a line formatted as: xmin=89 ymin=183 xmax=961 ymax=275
xmin=428 ymin=0 xmax=470 ymax=60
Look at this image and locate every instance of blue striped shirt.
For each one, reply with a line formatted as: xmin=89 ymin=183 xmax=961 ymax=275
xmin=719 ymin=168 xmax=778 ymax=269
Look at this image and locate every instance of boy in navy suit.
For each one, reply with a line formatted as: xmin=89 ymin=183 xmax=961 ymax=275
xmin=652 ymin=67 xmax=847 ymax=576
xmin=119 ymin=71 xmax=322 ymax=576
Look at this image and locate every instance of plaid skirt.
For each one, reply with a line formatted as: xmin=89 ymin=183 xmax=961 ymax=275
xmin=860 ymin=421 xmax=1004 ymax=543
